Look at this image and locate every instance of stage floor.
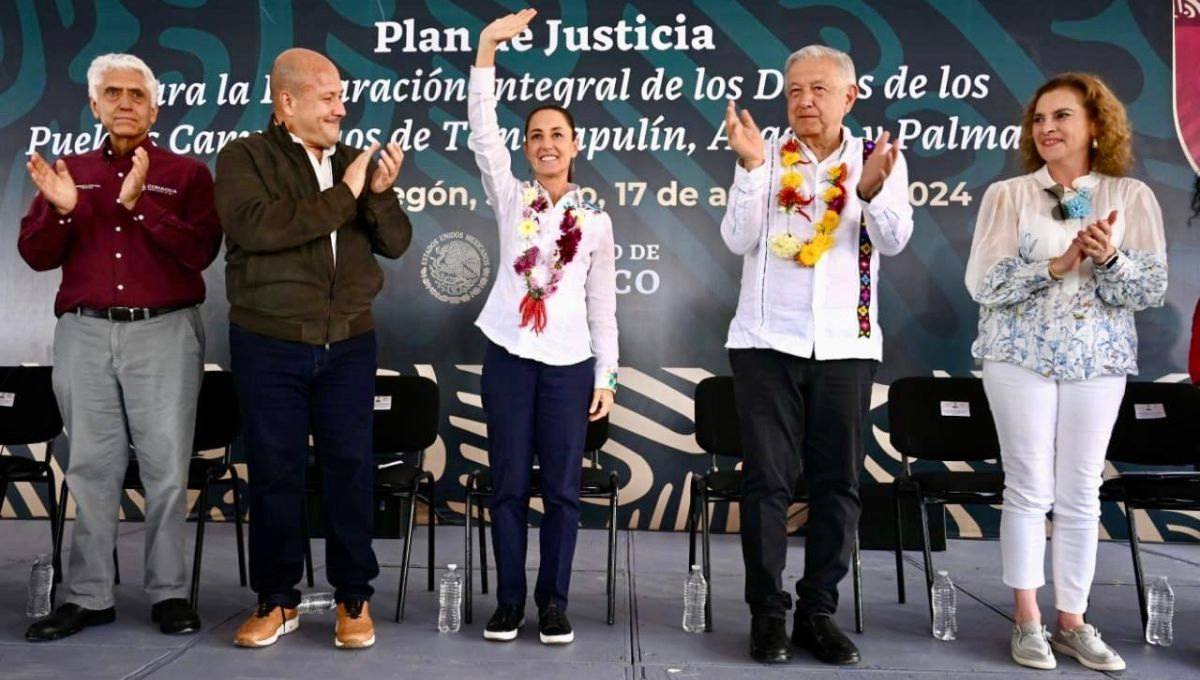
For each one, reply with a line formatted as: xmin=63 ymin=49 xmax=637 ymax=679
xmin=1 ymin=520 xmax=1197 ymax=679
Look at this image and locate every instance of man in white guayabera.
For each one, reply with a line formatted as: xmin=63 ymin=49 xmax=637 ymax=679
xmin=720 ymin=44 xmax=913 ymax=665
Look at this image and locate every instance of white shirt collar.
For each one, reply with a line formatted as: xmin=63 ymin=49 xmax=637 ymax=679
xmin=287 ymin=131 xmax=336 ymax=159
xmin=790 ymin=125 xmax=853 ymax=163
xmin=1034 ymin=164 xmax=1099 ymax=192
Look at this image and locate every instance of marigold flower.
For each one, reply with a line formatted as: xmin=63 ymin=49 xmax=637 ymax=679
xmin=797 ymin=245 xmax=819 ymax=267
xmin=781 ymin=171 xmax=804 ymax=190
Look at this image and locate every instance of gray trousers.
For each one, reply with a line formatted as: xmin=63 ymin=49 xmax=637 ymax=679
xmin=52 ymin=307 xmax=204 ymax=609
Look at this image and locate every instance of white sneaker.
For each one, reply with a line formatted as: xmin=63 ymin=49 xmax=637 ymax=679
xmin=1050 ymin=624 xmax=1125 ymax=672
xmin=1011 ymin=621 xmax=1056 ymax=670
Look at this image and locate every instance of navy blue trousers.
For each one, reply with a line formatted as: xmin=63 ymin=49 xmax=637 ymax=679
xmin=230 ymin=324 xmax=380 ymax=607
xmin=481 ymin=340 xmax=594 ymax=613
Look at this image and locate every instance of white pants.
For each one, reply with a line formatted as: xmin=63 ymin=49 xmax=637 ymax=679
xmin=981 ymin=360 xmax=1126 ymax=615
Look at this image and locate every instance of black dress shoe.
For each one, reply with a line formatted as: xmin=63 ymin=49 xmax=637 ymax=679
xmin=749 ymin=616 xmax=792 ymax=663
xmin=151 ymin=598 xmax=201 ymax=635
xmin=791 ymin=612 xmax=860 ymax=665
xmin=25 ymin=603 xmax=116 ymax=641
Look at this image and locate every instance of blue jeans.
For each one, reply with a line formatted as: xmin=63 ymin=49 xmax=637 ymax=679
xmin=229 ymin=323 xmax=379 ymax=607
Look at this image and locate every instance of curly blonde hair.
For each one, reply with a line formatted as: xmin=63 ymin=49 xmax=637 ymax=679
xmin=1018 ymin=73 xmax=1132 ymax=176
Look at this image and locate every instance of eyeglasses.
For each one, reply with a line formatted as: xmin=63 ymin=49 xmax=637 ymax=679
xmin=100 ymin=87 xmax=149 ymax=104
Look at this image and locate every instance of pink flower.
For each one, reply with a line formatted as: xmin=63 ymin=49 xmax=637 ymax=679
xmin=513 ymin=246 xmax=540 ymax=275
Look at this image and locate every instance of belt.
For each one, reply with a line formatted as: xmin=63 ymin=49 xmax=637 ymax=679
xmin=73 ymin=305 xmax=190 ymax=322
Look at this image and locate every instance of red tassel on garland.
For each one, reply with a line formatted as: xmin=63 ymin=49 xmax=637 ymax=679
xmin=518 ymin=293 xmax=548 ymax=335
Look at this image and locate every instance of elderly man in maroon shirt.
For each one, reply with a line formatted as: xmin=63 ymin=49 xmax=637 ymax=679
xmin=18 ymin=53 xmax=222 ymax=642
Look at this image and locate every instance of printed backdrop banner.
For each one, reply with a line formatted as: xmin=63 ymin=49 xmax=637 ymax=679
xmin=1 ymin=1 xmax=1197 ymax=542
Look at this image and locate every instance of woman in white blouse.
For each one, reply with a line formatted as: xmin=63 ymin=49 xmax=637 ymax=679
xmin=965 ymin=73 xmax=1166 ymax=672
xmin=467 ymin=8 xmax=618 ymax=646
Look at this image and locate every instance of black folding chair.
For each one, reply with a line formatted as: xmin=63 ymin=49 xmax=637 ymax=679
xmin=688 ymin=376 xmax=865 ymax=633
xmin=887 ymin=376 xmax=1002 ymax=621
xmin=303 ymin=375 xmax=441 ymax=622
xmin=0 ymin=366 xmax=63 ymax=584
xmin=60 ymin=370 xmax=246 ymax=609
xmin=1099 ymin=381 xmax=1200 ymax=631
xmin=463 ymin=417 xmax=617 ymax=625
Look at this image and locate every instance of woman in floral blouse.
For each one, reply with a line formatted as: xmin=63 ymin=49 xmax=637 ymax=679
xmin=965 ymin=73 xmax=1166 ymax=672
xmin=466 ymin=8 xmax=618 ymax=646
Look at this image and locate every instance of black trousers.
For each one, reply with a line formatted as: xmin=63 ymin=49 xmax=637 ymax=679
xmin=730 ymin=348 xmax=876 ymax=619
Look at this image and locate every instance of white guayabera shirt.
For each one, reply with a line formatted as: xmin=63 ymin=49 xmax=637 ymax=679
xmin=468 ymin=66 xmax=619 ymax=391
xmin=721 ymin=128 xmax=914 ymax=360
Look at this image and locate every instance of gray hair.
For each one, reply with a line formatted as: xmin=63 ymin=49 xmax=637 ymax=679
xmin=86 ymin=53 xmax=159 ymax=103
xmin=784 ymin=45 xmax=856 ymax=87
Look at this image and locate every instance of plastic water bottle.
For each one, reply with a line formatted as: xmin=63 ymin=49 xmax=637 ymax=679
xmin=931 ymin=570 xmax=958 ymax=640
xmin=437 ymin=564 xmax=463 ymax=633
xmin=26 ymin=554 xmax=53 ymax=618
xmin=682 ymin=564 xmax=707 ymax=633
xmin=296 ymin=592 xmax=336 ymax=615
xmin=1145 ymin=576 xmax=1174 ymax=646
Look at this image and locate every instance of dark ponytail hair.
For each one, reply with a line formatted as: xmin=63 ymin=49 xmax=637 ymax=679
xmin=524 ymin=104 xmax=576 ymax=182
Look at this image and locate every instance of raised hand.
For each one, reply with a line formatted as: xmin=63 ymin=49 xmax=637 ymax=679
xmin=369 ymin=142 xmax=405 ymax=194
xmin=589 ymin=388 xmax=614 ymax=422
xmin=724 ymin=100 xmax=764 ymax=170
xmin=1075 ymin=210 xmax=1118 ymax=264
xmin=857 ymin=130 xmax=899 ymax=201
xmin=119 ymin=147 xmax=149 ymax=210
xmin=477 ymin=8 xmax=537 ymax=66
xmin=342 ymin=142 xmax=379 ymax=198
xmin=26 ymin=152 xmax=77 ymax=214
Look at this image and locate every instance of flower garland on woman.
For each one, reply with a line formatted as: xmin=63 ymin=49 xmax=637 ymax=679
xmin=512 ymin=186 xmax=585 ymax=333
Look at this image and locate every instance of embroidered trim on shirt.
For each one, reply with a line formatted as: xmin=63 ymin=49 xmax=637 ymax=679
xmin=604 ymin=368 xmax=618 ymax=391
xmin=857 ymin=224 xmax=872 ymax=338
xmin=856 ymin=139 xmax=876 ymax=339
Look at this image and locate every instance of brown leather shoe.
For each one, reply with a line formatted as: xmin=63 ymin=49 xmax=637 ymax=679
xmin=234 ymin=603 xmax=298 ymax=648
xmin=334 ymin=600 xmax=375 ymax=649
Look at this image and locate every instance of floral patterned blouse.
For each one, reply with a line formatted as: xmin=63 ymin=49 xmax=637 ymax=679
xmin=964 ymin=166 xmax=1167 ymax=381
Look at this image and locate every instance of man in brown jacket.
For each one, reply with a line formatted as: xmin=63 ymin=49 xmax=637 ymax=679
xmin=214 ymin=47 xmax=411 ymax=650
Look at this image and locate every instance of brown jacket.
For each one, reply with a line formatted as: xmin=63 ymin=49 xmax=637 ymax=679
xmin=215 ymin=120 xmax=411 ymax=345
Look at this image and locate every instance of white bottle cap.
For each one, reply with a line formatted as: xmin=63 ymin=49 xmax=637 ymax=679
xmin=448 ymin=563 xmax=458 ymax=569
xmin=936 ymin=569 xmax=949 ymax=576
xmin=691 ymin=564 xmax=701 ymax=571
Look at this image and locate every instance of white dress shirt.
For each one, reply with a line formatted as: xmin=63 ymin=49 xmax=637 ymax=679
xmin=468 ymin=66 xmax=619 ymax=390
xmin=290 ymin=131 xmax=338 ymax=264
xmin=721 ymin=128 xmax=914 ymax=360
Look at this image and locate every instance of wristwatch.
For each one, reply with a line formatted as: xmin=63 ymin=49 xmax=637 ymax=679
xmin=1101 ymin=251 xmax=1120 ymax=270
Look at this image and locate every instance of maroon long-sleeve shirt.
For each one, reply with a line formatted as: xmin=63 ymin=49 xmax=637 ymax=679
xmin=18 ymin=136 xmax=222 ymax=316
